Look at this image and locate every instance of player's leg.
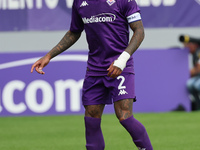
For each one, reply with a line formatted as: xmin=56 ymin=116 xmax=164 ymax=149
xmin=84 ymin=104 xmax=105 ymax=150
xmin=187 ymin=77 xmax=200 ymax=110
xmin=82 ymin=75 xmax=112 ymax=150
xmin=114 ymin=99 xmax=153 ymax=150
xmin=193 ymin=77 xmax=200 ymax=110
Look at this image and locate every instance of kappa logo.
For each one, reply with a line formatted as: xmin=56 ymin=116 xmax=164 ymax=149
xmin=106 ymin=0 xmax=116 ymax=6
xmin=118 ymin=89 xmax=128 ymax=96
xmin=80 ymin=1 xmax=88 ymax=7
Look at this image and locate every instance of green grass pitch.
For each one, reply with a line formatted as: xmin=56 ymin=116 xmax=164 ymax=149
xmin=0 ymin=112 xmax=200 ymax=150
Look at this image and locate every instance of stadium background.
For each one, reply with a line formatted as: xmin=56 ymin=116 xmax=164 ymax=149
xmin=1 ymin=1 xmax=200 ymax=150
xmin=1 ymin=0 xmax=200 ymax=116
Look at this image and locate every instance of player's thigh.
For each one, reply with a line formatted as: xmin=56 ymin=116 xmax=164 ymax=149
xmin=82 ymin=75 xmax=112 ymax=105
xmin=193 ymin=77 xmax=200 ymax=92
xmin=187 ymin=77 xmax=198 ymax=91
xmin=84 ymin=104 xmax=105 ymax=118
xmin=114 ymin=99 xmax=133 ymax=121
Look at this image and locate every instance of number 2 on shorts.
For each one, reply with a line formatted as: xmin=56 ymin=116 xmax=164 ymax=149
xmin=117 ymin=75 xmax=126 ymax=90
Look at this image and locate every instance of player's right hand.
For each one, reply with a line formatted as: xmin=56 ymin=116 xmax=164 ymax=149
xmin=30 ymin=55 xmax=50 ymax=74
xmin=107 ymin=62 xmax=122 ymax=78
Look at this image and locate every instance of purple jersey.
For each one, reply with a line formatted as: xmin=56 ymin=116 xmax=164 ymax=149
xmin=70 ymin=0 xmax=141 ymax=75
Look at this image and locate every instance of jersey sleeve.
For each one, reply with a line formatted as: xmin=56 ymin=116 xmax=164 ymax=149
xmin=119 ymin=0 xmax=141 ymax=23
xmin=70 ymin=0 xmax=84 ymax=32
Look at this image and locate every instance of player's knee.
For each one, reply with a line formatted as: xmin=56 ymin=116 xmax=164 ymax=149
xmin=116 ymin=110 xmax=132 ymax=122
xmin=86 ymin=110 xmax=101 ymax=118
xmin=114 ymin=100 xmax=133 ymax=121
xmin=84 ymin=105 xmax=104 ymax=118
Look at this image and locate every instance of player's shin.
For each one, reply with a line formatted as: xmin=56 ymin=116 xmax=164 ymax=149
xmin=84 ymin=117 xmax=105 ymax=150
xmin=120 ymin=115 xmax=153 ymax=150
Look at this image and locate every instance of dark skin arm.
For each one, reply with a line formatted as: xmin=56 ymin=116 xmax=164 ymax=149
xmin=107 ymin=20 xmax=145 ymax=78
xmin=31 ymin=31 xmax=81 ymax=74
xmin=191 ymin=63 xmax=200 ymax=77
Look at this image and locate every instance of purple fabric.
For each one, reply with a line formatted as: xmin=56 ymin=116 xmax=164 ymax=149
xmin=70 ymin=0 xmax=140 ymax=73
xmin=85 ymin=117 xmax=105 ymax=150
xmin=82 ymin=72 xmax=135 ymax=105
xmin=120 ymin=115 xmax=153 ymax=150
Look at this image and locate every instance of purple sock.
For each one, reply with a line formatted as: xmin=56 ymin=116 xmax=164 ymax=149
xmin=120 ymin=115 xmax=153 ymax=150
xmin=84 ymin=117 xmax=105 ymax=150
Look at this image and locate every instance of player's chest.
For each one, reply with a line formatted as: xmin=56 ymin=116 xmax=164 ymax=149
xmin=77 ymin=0 xmax=119 ymax=17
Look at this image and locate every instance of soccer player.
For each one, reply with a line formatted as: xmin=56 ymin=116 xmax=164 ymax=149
xmin=31 ymin=0 xmax=153 ymax=149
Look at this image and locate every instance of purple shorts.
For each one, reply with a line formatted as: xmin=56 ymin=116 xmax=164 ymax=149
xmin=82 ymin=72 xmax=136 ymax=105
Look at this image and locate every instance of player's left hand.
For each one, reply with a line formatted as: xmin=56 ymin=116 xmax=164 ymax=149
xmin=107 ymin=62 xmax=122 ymax=78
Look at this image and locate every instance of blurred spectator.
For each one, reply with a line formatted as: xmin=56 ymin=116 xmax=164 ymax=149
xmin=180 ymin=35 xmax=200 ymax=111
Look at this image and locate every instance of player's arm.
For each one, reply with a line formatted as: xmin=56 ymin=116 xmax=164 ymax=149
xmin=107 ymin=20 xmax=144 ymax=78
xmin=191 ymin=63 xmax=200 ymax=77
xmin=31 ymin=30 xmax=81 ymax=74
xmin=125 ymin=20 xmax=144 ymax=55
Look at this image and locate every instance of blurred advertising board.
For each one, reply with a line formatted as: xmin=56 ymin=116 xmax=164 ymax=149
xmin=0 ymin=0 xmax=200 ymax=31
xmin=0 ymin=49 xmax=190 ymax=116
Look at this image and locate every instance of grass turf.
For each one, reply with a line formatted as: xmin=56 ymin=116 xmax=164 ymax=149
xmin=0 ymin=112 xmax=200 ymax=150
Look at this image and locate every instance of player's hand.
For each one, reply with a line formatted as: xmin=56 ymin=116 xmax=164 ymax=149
xmin=107 ymin=62 xmax=122 ymax=78
xmin=30 ymin=55 xmax=50 ymax=74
